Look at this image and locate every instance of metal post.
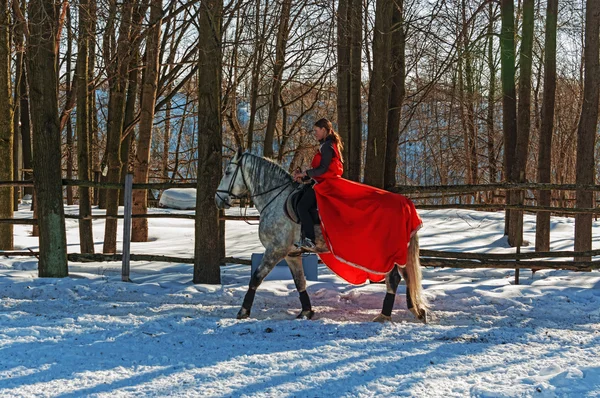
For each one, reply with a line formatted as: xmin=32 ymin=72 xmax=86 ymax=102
xmin=515 ymin=245 xmax=520 ymax=285
xmin=122 ymin=173 xmax=133 ymax=282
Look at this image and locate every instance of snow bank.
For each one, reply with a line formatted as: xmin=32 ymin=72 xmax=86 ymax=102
xmin=158 ymin=188 xmax=197 ymax=210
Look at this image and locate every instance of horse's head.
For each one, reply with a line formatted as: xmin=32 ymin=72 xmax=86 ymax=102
xmin=215 ymin=148 xmax=249 ymax=209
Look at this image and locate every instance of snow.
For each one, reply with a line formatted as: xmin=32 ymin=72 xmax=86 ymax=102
xmin=1 ymin=205 xmax=600 ymax=397
xmin=158 ymin=188 xmax=197 ymax=210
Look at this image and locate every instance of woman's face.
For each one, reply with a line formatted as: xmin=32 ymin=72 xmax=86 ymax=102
xmin=313 ymin=126 xmax=327 ymax=141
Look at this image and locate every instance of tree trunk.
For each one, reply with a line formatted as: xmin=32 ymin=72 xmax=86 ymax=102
xmin=89 ymin=0 xmax=99 ymax=205
xmin=20 ymin=66 xmax=32 ymax=197
xmin=384 ymin=0 xmax=405 ymax=189
xmin=338 ymin=0 xmax=363 ymax=182
xmin=246 ymin=0 xmax=268 ymax=152
xmin=337 ymin=0 xmax=350 ymax=176
xmin=17 ymin=0 xmax=32 ymax=199
xmin=227 ymin=8 xmax=245 ymax=151
xmin=535 ymin=0 xmax=558 ymax=252
xmin=119 ymin=63 xmax=138 ymax=205
xmin=574 ymin=0 xmax=600 ymax=261
xmin=486 ymin=2 xmax=497 ymax=193
xmin=26 ymin=0 xmax=68 ymax=276
xmin=12 ymin=19 xmax=22 ymax=213
xmin=163 ymin=104 xmax=171 ymax=179
xmin=500 ymin=0 xmax=517 ymax=236
xmin=97 ymin=0 xmax=117 ymax=211
xmin=77 ymin=0 xmax=95 ymax=254
xmin=508 ymin=0 xmax=534 ymax=247
xmin=263 ymin=0 xmax=291 ymax=158
xmin=13 ymin=0 xmax=26 ymax=212
xmin=65 ymin=8 xmax=74 ymax=205
xmin=348 ymin=0 xmax=363 ymax=182
xmin=364 ymin=0 xmax=394 ymax=188
xmin=194 ymin=0 xmax=223 ymax=285
xmin=0 ymin=0 xmax=13 ymax=250
xmin=120 ymin=0 xmax=146 ymax=207
xmin=462 ymin=0 xmax=477 ymax=193
xmin=132 ymin=0 xmax=162 ymax=242
xmin=103 ymin=2 xmax=134 ymax=254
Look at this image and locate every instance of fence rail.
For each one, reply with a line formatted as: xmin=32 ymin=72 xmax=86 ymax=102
xmin=1 ymin=251 xmax=597 ymax=272
xmin=4 ymin=179 xmax=600 ymax=192
xmin=2 ymin=179 xmax=600 ymax=279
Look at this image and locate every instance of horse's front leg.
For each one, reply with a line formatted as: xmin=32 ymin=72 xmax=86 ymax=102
xmin=285 ymin=255 xmax=314 ymax=319
xmin=373 ymin=265 xmax=402 ymax=323
xmin=237 ymin=249 xmax=285 ymax=319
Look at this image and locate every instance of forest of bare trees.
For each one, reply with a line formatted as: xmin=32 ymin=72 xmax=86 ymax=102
xmin=0 ymin=0 xmax=598 ymax=280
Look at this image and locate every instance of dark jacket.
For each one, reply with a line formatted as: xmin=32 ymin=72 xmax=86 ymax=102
xmin=304 ymin=136 xmax=335 ymax=181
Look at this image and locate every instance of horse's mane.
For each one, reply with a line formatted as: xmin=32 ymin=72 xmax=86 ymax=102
xmin=243 ymin=153 xmax=293 ymax=188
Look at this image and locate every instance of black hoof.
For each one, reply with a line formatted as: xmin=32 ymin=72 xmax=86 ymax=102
xmin=237 ymin=308 xmax=250 ymax=319
xmin=296 ymin=310 xmax=314 ymax=320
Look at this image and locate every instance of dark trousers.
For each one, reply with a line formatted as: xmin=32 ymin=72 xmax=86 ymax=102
xmin=297 ymin=185 xmax=317 ymax=242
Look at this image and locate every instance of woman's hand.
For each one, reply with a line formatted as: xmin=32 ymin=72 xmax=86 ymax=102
xmin=293 ymin=170 xmax=307 ymax=182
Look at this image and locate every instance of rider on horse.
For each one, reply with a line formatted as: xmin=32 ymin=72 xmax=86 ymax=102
xmin=292 ymin=118 xmax=344 ymax=252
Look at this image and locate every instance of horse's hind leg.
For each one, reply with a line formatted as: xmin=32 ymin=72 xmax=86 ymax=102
xmin=285 ymin=255 xmax=314 ymax=319
xmin=237 ymin=249 xmax=285 ymax=319
xmin=373 ymin=266 xmax=402 ymax=323
xmin=399 ymin=267 xmax=428 ymax=323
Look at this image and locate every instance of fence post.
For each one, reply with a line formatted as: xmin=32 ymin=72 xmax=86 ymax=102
xmin=93 ymin=171 xmax=100 ymax=206
xmin=515 ymin=245 xmax=520 ymax=285
xmin=122 ymin=173 xmax=133 ymax=282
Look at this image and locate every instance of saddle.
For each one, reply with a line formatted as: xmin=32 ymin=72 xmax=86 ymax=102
xmin=284 ymin=183 xmax=320 ymax=225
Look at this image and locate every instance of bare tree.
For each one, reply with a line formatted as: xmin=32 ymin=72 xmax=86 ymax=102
xmin=246 ymin=0 xmax=269 ymax=152
xmin=364 ymin=0 xmax=394 ymax=188
xmin=486 ymin=2 xmax=497 ymax=194
xmin=103 ymin=1 xmax=134 ymax=254
xmin=574 ymin=0 xmax=600 ymax=261
xmin=500 ymin=0 xmax=517 ymax=236
xmin=132 ymin=0 xmax=163 ymax=242
xmin=77 ymin=0 xmax=95 ymax=254
xmin=27 ymin=0 xmax=68 ymax=276
xmin=0 ymin=0 xmax=12 ymax=249
xmin=535 ymin=0 xmax=558 ymax=252
xmin=195 ymin=0 xmax=224 ymax=284
xmin=384 ymin=0 xmax=405 ymax=189
xmin=508 ymin=0 xmax=534 ymax=247
xmin=65 ymin=7 xmax=74 ymax=205
xmin=263 ymin=0 xmax=291 ymax=158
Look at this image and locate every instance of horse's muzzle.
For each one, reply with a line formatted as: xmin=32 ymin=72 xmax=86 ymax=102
xmin=214 ymin=195 xmax=232 ymax=209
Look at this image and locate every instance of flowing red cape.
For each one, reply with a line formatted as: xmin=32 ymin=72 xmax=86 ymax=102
xmin=314 ymin=177 xmax=422 ymax=285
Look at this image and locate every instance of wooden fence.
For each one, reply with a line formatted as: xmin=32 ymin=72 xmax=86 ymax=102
xmin=1 ymin=178 xmax=599 ymax=283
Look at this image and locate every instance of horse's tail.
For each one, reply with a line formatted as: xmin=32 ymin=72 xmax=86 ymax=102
xmin=406 ymin=233 xmax=427 ymax=313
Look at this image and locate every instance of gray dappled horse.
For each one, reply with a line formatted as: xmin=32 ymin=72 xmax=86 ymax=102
xmin=215 ymin=149 xmax=428 ymax=323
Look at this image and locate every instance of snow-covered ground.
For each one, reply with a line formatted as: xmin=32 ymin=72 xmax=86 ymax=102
xmin=1 ymin=205 xmax=599 ymax=397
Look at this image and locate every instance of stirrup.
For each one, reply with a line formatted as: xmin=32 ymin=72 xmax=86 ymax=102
xmin=295 ymin=238 xmax=316 ymax=252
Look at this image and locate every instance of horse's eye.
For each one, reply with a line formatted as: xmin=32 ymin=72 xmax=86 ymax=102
xmin=225 ymin=171 xmax=231 ymax=176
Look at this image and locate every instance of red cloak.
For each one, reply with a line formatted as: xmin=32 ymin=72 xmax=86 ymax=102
xmin=311 ymin=143 xmax=422 ymax=285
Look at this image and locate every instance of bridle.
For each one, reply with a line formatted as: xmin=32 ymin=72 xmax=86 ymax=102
xmin=216 ymin=153 xmax=294 ymax=213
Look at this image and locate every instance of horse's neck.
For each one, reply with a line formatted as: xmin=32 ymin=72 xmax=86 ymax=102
xmin=243 ymin=158 xmax=290 ymax=213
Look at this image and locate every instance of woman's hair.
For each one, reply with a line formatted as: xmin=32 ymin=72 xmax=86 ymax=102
xmin=314 ymin=118 xmax=344 ymax=162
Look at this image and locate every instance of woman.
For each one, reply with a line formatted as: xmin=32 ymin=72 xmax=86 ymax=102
xmin=293 ymin=118 xmax=422 ymax=285
xmin=292 ymin=118 xmax=344 ymax=251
